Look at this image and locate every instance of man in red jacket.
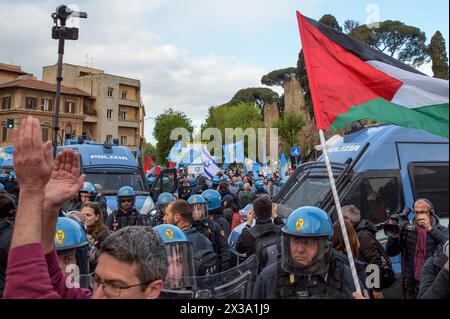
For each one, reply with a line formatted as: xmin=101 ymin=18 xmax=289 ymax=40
xmin=4 ymin=116 xmax=167 ymax=299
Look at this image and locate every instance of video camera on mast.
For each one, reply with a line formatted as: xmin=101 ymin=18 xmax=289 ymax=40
xmin=51 ymin=5 xmax=87 ymax=40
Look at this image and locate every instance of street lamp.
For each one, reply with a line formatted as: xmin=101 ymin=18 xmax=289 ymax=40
xmin=51 ymin=5 xmax=87 ymax=158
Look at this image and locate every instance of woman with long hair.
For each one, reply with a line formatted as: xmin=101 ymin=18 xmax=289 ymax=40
xmin=81 ymin=202 xmax=109 ymax=270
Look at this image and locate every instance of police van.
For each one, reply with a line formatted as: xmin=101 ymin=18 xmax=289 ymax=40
xmin=58 ymin=140 xmax=156 ymax=215
xmin=229 ymin=124 xmax=449 ymax=275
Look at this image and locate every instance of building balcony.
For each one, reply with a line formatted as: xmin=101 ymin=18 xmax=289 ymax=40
xmin=118 ymin=99 xmax=140 ymax=108
xmin=118 ymin=119 xmax=140 ymax=128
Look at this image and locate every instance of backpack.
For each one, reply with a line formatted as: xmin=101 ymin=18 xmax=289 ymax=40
xmin=193 ymin=249 xmax=221 ymax=276
xmin=247 ymin=226 xmax=281 ymax=273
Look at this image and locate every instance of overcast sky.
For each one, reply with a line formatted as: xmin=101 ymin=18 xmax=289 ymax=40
xmin=0 ymin=0 xmax=448 ymax=145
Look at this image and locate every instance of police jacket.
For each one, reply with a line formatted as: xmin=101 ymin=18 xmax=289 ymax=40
xmin=235 ymin=217 xmax=284 ymax=256
xmin=418 ymin=243 xmax=449 ymax=299
xmin=184 ymin=228 xmax=214 ymax=252
xmin=191 ymin=219 xmax=231 ymax=270
xmin=385 ymin=215 xmax=448 ymax=285
xmin=106 ymin=208 xmax=149 ymax=231
xmin=208 ymin=211 xmax=231 ymax=239
xmin=0 ymin=220 xmax=13 ymax=297
xmin=252 ymin=249 xmax=358 ymax=299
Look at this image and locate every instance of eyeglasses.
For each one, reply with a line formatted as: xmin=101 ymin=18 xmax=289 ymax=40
xmin=89 ymin=273 xmax=151 ymax=297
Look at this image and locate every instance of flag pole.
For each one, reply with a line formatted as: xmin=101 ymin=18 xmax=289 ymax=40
xmin=319 ymin=129 xmax=362 ymax=294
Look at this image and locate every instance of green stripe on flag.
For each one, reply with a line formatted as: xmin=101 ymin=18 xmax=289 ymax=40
xmin=330 ymin=98 xmax=449 ymax=138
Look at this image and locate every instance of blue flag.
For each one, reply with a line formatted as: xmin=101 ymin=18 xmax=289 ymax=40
xmin=223 ymin=140 xmax=245 ymax=164
xmin=279 ymin=152 xmax=289 ymax=177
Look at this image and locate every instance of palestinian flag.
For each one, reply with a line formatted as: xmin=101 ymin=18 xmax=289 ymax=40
xmin=296 ymin=12 xmax=449 ymax=138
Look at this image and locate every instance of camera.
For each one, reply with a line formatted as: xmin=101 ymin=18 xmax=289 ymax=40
xmin=383 ymin=207 xmax=415 ymax=238
xmin=51 ymin=5 xmax=87 ymax=40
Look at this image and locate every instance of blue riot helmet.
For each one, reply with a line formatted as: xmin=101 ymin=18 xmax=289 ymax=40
xmin=188 ymin=176 xmax=196 ymax=187
xmin=187 ymin=194 xmax=207 ymax=220
xmin=54 ymin=217 xmax=90 ymax=288
xmin=147 ymin=176 xmax=156 ymax=187
xmin=162 ymin=176 xmax=171 ymax=192
xmin=153 ymin=224 xmax=196 ymax=290
xmin=281 ymin=206 xmax=333 ymax=276
xmin=116 ymin=186 xmax=136 ymax=212
xmin=255 ymin=180 xmax=264 ymax=190
xmin=212 ymin=176 xmax=221 ymax=187
xmin=156 ymin=192 xmax=175 ymax=215
xmin=222 ymin=175 xmax=230 ymax=182
xmin=235 ymin=180 xmax=244 ymax=191
xmin=266 ymin=175 xmax=273 ymax=182
xmin=202 ymin=189 xmax=222 ymax=212
xmin=79 ymin=182 xmax=97 ymax=203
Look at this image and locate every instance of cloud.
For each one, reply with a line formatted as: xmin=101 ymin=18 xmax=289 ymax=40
xmin=0 ymin=0 xmax=268 ymax=145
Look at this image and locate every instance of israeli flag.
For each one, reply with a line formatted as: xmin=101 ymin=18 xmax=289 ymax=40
xmin=223 ymin=140 xmax=245 ymax=164
xmin=167 ymin=141 xmax=184 ymax=162
xmin=202 ymin=146 xmax=221 ymax=179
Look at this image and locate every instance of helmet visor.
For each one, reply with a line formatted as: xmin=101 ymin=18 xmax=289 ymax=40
xmin=164 ymin=242 xmax=196 ymax=290
xmin=281 ymin=234 xmax=331 ymax=276
xmin=192 ymin=204 xmax=206 ymax=221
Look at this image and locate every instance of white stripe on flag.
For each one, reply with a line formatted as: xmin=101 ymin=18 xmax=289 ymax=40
xmin=367 ymin=60 xmax=449 ymax=108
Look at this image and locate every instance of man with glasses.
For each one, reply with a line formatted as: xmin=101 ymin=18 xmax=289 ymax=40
xmin=106 ymin=186 xmax=149 ymax=231
xmin=386 ymin=198 xmax=448 ymax=299
xmin=3 ymin=116 xmax=167 ymax=299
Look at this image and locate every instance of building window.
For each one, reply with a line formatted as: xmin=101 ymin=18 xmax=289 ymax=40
xmin=25 ymin=97 xmax=37 ymax=109
xmin=107 ymin=87 xmax=114 ymax=97
xmin=65 ymin=101 xmax=75 ymax=114
xmin=42 ymin=128 xmax=49 ymax=142
xmin=120 ymin=136 xmax=127 ymax=146
xmin=42 ymin=99 xmax=53 ymax=112
xmin=121 ymin=111 xmax=128 ymax=121
xmin=106 ymin=135 xmax=113 ymax=142
xmin=2 ymin=127 xmax=7 ymax=142
xmin=107 ymin=109 xmax=113 ymax=119
xmin=121 ymin=91 xmax=128 ymax=100
xmin=2 ymin=96 xmax=11 ymax=109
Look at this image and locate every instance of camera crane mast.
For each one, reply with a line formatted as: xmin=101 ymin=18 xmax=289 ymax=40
xmin=51 ymin=5 xmax=87 ymax=158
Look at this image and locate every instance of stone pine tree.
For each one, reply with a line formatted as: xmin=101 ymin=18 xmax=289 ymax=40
xmin=427 ymin=31 xmax=449 ymax=80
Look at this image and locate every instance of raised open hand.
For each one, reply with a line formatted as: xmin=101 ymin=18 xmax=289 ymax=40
xmin=13 ymin=116 xmax=53 ymax=191
xmin=44 ymin=148 xmax=85 ymax=208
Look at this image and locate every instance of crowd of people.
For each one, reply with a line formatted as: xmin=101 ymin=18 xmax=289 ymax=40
xmin=0 ymin=116 xmax=448 ymax=299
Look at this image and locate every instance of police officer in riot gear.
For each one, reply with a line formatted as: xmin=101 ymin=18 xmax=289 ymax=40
xmin=202 ymin=189 xmax=231 ymax=238
xmin=150 ymin=192 xmax=175 ymax=226
xmin=154 ymin=224 xmax=197 ymax=298
xmin=54 ymin=217 xmax=90 ymax=288
xmin=106 ymin=186 xmax=150 ymax=231
xmin=188 ymin=194 xmax=231 ymax=272
xmin=252 ymin=206 xmax=360 ymax=299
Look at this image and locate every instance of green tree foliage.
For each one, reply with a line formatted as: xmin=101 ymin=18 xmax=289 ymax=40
xmin=427 ymin=31 xmax=449 ymax=80
xmin=319 ymin=14 xmax=342 ymax=32
xmin=143 ymin=142 xmax=158 ymax=161
xmin=343 ymin=19 xmax=360 ymax=34
xmin=153 ymin=108 xmax=194 ymax=165
xmin=273 ymin=111 xmax=306 ymax=155
xmin=261 ymin=67 xmax=297 ymax=87
xmin=201 ymin=102 xmax=264 ymax=157
xmin=350 ymin=20 xmax=427 ymax=65
xmin=228 ymin=87 xmax=279 ymax=111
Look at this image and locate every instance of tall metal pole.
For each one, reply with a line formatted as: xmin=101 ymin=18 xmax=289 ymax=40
xmin=52 ymin=19 xmax=66 ymax=158
xmin=319 ymin=129 xmax=362 ymax=294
